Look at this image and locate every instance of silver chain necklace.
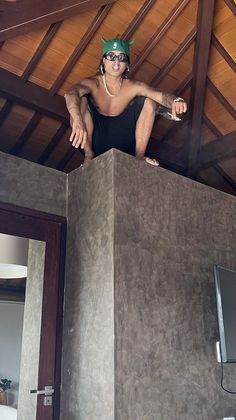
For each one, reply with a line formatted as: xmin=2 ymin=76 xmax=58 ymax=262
xmin=102 ymin=75 xmax=122 ymax=97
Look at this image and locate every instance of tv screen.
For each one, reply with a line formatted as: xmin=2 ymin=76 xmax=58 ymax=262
xmin=214 ymin=265 xmax=236 ymax=363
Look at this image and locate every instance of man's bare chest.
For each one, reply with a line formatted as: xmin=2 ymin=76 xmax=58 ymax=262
xmin=91 ymin=86 xmax=135 ymax=117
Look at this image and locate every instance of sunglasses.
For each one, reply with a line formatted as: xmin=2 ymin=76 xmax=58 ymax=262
xmin=104 ymin=52 xmax=128 ymax=63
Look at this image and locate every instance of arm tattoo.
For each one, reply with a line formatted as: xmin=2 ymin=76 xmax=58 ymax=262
xmin=162 ymin=93 xmax=175 ymax=108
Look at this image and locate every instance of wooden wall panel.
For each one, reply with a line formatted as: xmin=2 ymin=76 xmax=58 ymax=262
xmin=208 ymin=47 xmax=236 ymax=108
xmin=0 ymin=27 xmax=48 ymax=76
xmin=0 ymin=104 xmax=34 ymax=151
xmin=19 ymin=117 xmax=61 ymax=160
xmin=204 ymin=90 xmax=236 ymax=135
xmin=29 ymin=10 xmax=99 ymax=90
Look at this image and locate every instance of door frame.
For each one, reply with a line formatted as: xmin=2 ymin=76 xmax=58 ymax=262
xmin=0 ymin=201 xmax=66 ymax=420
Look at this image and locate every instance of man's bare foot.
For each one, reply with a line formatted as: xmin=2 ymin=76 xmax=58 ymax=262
xmin=83 ymin=155 xmax=94 ymax=164
xmin=144 ymin=156 xmax=159 ymax=166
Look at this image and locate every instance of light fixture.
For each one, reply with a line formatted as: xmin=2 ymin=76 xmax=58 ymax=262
xmin=0 ymin=234 xmax=28 ymax=279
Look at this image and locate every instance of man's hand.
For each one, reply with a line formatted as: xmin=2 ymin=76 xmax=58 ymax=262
xmin=171 ymin=98 xmax=187 ymax=120
xmin=69 ymin=116 xmax=88 ymax=149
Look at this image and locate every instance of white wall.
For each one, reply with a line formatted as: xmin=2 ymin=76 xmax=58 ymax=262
xmin=0 ymin=301 xmax=24 ymax=407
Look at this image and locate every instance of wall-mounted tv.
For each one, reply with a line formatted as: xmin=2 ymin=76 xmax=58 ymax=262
xmin=214 ymin=265 xmax=236 ymax=363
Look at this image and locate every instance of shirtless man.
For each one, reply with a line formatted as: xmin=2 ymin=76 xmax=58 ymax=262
xmin=64 ymin=37 xmax=187 ymax=166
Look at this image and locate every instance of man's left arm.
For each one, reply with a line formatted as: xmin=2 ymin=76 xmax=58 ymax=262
xmin=134 ymin=81 xmax=187 ymax=119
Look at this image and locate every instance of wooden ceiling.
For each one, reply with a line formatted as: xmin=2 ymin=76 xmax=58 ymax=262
xmin=0 ymin=0 xmax=235 ymax=195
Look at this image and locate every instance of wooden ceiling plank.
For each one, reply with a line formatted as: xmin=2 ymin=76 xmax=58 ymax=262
xmin=224 ymin=0 xmax=236 ymax=15
xmin=202 ymin=114 xmax=222 ymax=138
xmin=130 ymin=0 xmax=191 ymax=75
xmin=197 ymin=130 xmax=236 ymax=169
xmin=10 ymin=113 xmax=42 ymax=155
xmin=151 ymin=28 xmax=197 ymax=87
xmin=0 ymin=0 xmax=117 ymax=42
xmin=121 ymin=0 xmax=156 ymax=41
xmin=207 ymin=78 xmax=236 ymax=120
xmin=214 ymin=163 xmax=236 ymax=190
xmin=0 ymin=68 xmax=69 ymax=123
xmin=37 ymin=123 xmax=68 ymax=164
xmin=0 ymin=100 xmax=12 ymax=126
xmin=212 ymin=34 xmax=236 ymax=73
xmin=187 ymin=0 xmax=216 ymax=176
xmin=50 ymin=4 xmax=113 ymax=95
xmin=21 ymin=22 xmax=62 ymax=83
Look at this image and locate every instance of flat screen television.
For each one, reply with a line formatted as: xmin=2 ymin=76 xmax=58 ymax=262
xmin=214 ymin=265 xmax=236 ymax=363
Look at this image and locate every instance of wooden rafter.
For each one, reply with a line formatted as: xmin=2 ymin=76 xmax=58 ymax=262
xmin=197 ymin=130 xmax=236 ymax=169
xmin=56 ymin=148 xmax=83 ymax=171
xmin=37 ymin=124 xmax=68 ymax=164
xmin=212 ymin=34 xmax=236 ymax=74
xmin=202 ymin=114 xmax=222 ymax=138
xmin=121 ymin=0 xmax=156 ymax=41
xmin=214 ymin=164 xmax=236 ymax=190
xmin=21 ymin=22 xmax=62 ymax=82
xmin=130 ymin=0 xmax=191 ymax=75
xmin=147 ymin=139 xmax=186 ymax=173
xmin=187 ymin=0 xmax=216 ymax=176
xmin=0 ymin=68 xmax=69 ymax=123
xmin=0 ymin=100 xmax=12 ymax=126
xmin=50 ymin=4 xmax=113 ymax=95
xmin=0 ymin=0 xmax=117 ymax=42
xmin=207 ymin=78 xmax=236 ymax=120
xmin=10 ymin=113 xmax=42 ymax=155
xmin=151 ymin=28 xmax=196 ymax=87
xmin=224 ymin=0 xmax=236 ymax=15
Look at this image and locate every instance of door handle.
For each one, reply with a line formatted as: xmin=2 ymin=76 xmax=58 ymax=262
xmin=30 ymin=386 xmax=54 ymax=396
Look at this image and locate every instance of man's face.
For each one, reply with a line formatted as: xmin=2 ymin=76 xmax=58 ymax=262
xmin=103 ymin=50 xmax=128 ymax=76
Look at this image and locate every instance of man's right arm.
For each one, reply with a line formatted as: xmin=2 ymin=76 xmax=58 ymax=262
xmin=64 ymin=79 xmax=92 ymax=149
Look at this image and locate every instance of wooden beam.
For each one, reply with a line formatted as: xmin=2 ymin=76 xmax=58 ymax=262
xmin=151 ymin=28 xmax=196 ymax=87
xmin=10 ymin=113 xmax=42 ymax=155
xmin=214 ymin=163 xmax=236 ymax=190
xmin=0 ymin=100 xmax=12 ymax=126
xmin=121 ymin=0 xmax=156 ymax=41
xmin=0 ymin=68 xmax=69 ymax=123
xmin=130 ymin=0 xmax=191 ymax=75
xmin=207 ymin=78 xmax=236 ymax=120
xmin=212 ymin=34 xmax=236 ymax=74
xmin=50 ymin=4 xmax=112 ymax=95
xmin=21 ymin=22 xmax=62 ymax=82
xmin=202 ymin=114 xmax=222 ymax=138
xmin=147 ymin=138 xmax=186 ymax=173
xmin=224 ymin=0 xmax=236 ymax=15
xmin=37 ymin=124 xmax=68 ymax=164
xmin=56 ymin=148 xmax=83 ymax=171
xmin=187 ymin=0 xmax=216 ymax=176
xmin=197 ymin=130 xmax=236 ymax=169
xmin=0 ymin=0 xmax=117 ymax=42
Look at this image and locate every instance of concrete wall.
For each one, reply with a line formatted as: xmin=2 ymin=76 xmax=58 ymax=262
xmin=61 ymin=149 xmax=236 ymax=420
xmin=0 ymin=151 xmax=67 ymax=216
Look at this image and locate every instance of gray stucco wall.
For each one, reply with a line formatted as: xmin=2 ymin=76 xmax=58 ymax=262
xmin=60 ymin=152 xmax=115 ymax=420
xmin=61 ymin=149 xmax=236 ymax=420
xmin=0 ymin=151 xmax=67 ymax=215
xmin=113 ymin=151 xmax=236 ymax=420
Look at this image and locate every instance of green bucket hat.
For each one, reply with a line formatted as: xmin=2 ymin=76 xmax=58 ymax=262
xmin=101 ymin=37 xmax=133 ymax=56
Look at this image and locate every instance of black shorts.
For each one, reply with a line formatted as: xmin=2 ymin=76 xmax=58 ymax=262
xmin=83 ymin=94 xmax=146 ymax=157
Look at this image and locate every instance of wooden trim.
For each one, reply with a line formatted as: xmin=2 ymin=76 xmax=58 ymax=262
xmin=0 ymin=68 xmax=69 ymax=123
xmin=130 ymin=0 xmax=191 ymax=75
xmin=37 ymin=124 xmax=68 ymax=164
xmin=0 ymin=0 xmax=117 ymax=42
xmin=207 ymin=78 xmax=236 ymax=120
xmin=10 ymin=113 xmax=42 ymax=155
xmin=21 ymin=22 xmax=62 ymax=82
xmin=151 ymin=28 xmax=196 ymax=87
xmin=197 ymin=130 xmax=236 ymax=169
xmin=50 ymin=4 xmax=113 ymax=95
xmin=121 ymin=0 xmax=156 ymax=40
xmin=187 ymin=0 xmax=216 ymax=176
xmin=224 ymin=0 xmax=236 ymax=15
xmin=0 ymin=201 xmax=66 ymax=420
xmin=212 ymin=34 xmax=236 ymax=73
